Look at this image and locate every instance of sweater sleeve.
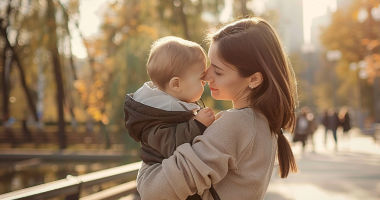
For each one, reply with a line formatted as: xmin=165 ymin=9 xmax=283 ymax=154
xmin=137 ymin=110 xmax=255 ymax=200
xmin=141 ymin=119 xmax=205 ymax=161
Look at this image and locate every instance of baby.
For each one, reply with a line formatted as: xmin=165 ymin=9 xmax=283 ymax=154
xmin=124 ymin=36 xmax=216 ymax=199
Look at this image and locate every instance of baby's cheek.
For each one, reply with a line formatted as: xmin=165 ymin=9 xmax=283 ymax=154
xmin=199 ymin=83 xmax=205 ymax=93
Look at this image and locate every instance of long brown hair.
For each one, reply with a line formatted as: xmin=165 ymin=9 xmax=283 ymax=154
xmin=210 ymin=17 xmax=298 ymax=178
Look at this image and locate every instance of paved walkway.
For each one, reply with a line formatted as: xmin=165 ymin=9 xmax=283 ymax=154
xmin=265 ymin=127 xmax=380 ymax=200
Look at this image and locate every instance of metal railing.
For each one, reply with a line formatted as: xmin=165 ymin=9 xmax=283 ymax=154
xmin=0 ymin=162 xmax=142 ymax=200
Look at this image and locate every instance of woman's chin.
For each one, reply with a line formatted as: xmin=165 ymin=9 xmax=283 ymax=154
xmin=210 ymin=93 xmax=221 ymax=100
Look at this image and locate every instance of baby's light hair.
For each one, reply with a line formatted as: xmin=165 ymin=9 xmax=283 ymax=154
xmin=147 ymin=36 xmax=207 ymax=89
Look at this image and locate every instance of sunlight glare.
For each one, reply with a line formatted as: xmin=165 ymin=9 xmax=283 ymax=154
xmin=303 ymin=0 xmax=337 ymax=43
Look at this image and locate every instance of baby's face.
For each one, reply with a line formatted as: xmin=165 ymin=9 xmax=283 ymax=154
xmin=178 ymin=63 xmax=206 ymax=103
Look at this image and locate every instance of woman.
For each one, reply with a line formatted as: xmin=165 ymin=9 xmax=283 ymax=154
xmin=137 ymin=17 xmax=298 ymax=200
xmin=293 ymin=107 xmax=310 ymax=152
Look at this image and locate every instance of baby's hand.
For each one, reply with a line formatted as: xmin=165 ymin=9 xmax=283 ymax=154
xmin=194 ymin=107 xmax=215 ymax=127
xmin=215 ymin=111 xmax=224 ymax=120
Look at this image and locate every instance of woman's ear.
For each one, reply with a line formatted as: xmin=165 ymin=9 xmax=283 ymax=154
xmin=168 ymin=77 xmax=181 ymax=92
xmin=248 ymin=72 xmax=263 ymax=89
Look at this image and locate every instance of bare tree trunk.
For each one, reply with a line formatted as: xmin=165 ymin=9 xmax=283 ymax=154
xmin=1 ymin=46 xmax=17 ymax=147
xmin=0 ymin=1 xmax=12 ymax=123
xmin=62 ymin=5 xmax=78 ymax=131
xmin=174 ymin=0 xmax=191 ymax=40
xmin=47 ymin=0 xmax=66 ymax=149
xmin=240 ymin=0 xmax=248 ymax=17
xmin=1 ymin=42 xmax=11 ymax=123
xmin=1 ymin=0 xmax=37 ymax=147
xmin=0 ymin=26 xmax=39 ymax=122
xmin=59 ymin=1 xmax=78 ymax=81
xmin=1 ymin=6 xmax=16 ymax=146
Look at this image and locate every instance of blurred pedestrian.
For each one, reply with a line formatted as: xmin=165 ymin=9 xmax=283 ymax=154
xmin=306 ymin=111 xmax=318 ymax=152
xmin=321 ymin=110 xmax=329 ymax=145
xmin=293 ymin=107 xmax=310 ymax=152
xmin=339 ymin=106 xmax=351 ymax=138
xmin=327 ymin=108 xmax=339 ymax=151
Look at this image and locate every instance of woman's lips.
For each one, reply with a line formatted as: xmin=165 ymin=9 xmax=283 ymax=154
xmin=210 ymin=87 xmax=218 ymax=91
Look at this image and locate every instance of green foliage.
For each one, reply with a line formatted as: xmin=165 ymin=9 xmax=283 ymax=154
xmin=2 ymin=0 xmax=280 ymax=141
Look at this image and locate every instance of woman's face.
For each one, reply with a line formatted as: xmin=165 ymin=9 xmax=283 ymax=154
xmin=204 ymin=42 xmax=251 ymax=103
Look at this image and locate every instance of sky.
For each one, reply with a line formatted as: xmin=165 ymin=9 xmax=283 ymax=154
xmin=70 ymin=0 xmax=108 ymax=58
xmin=71 ymin=0 xmax=337 ymax=58
xmin=303 ymin=0 xmax=337 ymax=43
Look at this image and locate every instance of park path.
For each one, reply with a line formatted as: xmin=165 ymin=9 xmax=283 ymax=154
xmin=265 ymin=127 xmax=380 ymax=200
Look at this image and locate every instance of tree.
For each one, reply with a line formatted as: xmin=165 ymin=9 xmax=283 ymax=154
xmin=320 ymin=0 xmax=380 ymax=118
xmin=0 ymin=0 xmax=39 ymax=124
xmin=0 ymin=0 xmax=12 ymax=124
xmin=0 ymin=0 xmax=82 ymax=148
xmin=47 ymin=0 xmax=67 ymax=149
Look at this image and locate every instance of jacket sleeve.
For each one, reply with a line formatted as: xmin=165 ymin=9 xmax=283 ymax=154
xmin=137 ymin=111 xmax=255 ymax=200
xmin=141 ymin=119 xmax=206 ymax=160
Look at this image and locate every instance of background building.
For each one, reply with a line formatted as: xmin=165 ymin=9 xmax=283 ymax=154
xmin=266 ymin=0 xmax=304 ymax=54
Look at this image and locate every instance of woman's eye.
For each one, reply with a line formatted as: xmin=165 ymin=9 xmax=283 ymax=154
xmin=210 ymin=64 xmax=222 ymax=76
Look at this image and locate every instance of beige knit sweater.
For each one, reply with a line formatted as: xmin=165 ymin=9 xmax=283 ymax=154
xmin=137 ymin=108 xmax=277 ymax=200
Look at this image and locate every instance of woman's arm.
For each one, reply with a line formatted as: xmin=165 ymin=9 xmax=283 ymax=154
xmin=137 ymin=110 xmax=255 ymax=199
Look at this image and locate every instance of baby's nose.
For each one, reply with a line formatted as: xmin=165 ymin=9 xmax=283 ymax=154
xmin=203 ymin=68 xmax=212 ymax=82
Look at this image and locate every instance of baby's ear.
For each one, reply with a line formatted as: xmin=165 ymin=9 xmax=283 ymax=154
xmin=168 ymin=77 xmax=181 ymax=91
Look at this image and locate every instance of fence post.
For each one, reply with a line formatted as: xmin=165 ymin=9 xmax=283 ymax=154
xmin=65 ymin=175 xmax=82 ymax=200
xmin=65 ymin=192 xmax=80 ymax=200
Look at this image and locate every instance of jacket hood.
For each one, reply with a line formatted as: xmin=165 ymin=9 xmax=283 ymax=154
xmin=124 ymin=94 xmax=195 ymax=142
xmin=133 ymin=81 xmax=200 ymax=112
